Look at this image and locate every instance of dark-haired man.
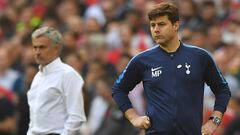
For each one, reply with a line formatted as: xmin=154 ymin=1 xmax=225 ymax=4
xmin=112 ymin=2 xmax=231 ymax=135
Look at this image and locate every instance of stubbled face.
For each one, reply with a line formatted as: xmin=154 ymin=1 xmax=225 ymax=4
xmin=32 ymin=36 xmax=59 ymax=66
xmin=150 ymin=15 xmax=179 ymax=45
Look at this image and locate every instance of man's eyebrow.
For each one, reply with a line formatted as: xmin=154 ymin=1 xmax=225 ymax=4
xmin=33 ymin=44 xmax=46 ymax=47
xmin=150 ymin=21 xmax=166 ymax=24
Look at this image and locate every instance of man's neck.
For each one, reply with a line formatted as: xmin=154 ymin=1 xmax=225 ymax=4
xmin=41 ymin=57 xmax=59 ymax=67
xmin=39 ymin=57 xmax=59 ymax=72
xmin=159 ymin=36 xmax=180 ymax=53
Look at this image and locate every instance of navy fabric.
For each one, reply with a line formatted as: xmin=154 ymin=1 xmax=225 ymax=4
xmin=112 ymin=42 xmax=231 ymax=135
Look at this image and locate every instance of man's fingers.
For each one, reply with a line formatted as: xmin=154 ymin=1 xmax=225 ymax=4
xmin=145 ymin=120 xmax=150 ymax=124
xmin=146 ymin=116 xmax=150 ymax=121
xmin=201 ymin=126 xmax=211 ymax=135
xmin=133 ymin=116 xmax=151 ymax=129
xmin=143 ymin=122 xmax=150 ymax=129
xmin=143 ymin=119 xmax=151 ymax=129
xmin=201 ymin=129 xmax=210 ymax=135
xmin=201 ymin=129 xmax=206 ymax=135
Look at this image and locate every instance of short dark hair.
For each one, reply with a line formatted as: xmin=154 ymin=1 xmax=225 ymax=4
xmin=148 ymin=2 xmax=179 ymax=24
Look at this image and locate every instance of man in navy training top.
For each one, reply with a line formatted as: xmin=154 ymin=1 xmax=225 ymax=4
xmin=112 ymin=2 xmax=231 ymax=135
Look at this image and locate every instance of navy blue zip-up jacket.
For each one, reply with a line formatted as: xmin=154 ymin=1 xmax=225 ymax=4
xmin=112 ymin=42 xmax=231 ymax=135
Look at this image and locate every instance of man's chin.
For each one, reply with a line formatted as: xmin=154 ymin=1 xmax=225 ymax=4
xmin=154 ymin=38 xmax=163 ymax=42
xmin=35 ymin=60 xmax=43 ymax=65
xmin=156 ymin=40 xmax=165 ymax=45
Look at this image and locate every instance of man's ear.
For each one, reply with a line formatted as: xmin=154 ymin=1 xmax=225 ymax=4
xmin=55 ymin=45 xmax=61 ymax=55
xmin=173 ymin=21 xmax=179 ymax=31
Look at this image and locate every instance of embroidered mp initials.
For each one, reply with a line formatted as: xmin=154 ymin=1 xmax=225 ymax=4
xmin=151 ymin=67 xmax=162 ymax=77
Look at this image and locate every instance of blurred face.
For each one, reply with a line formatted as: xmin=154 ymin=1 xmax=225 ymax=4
xmin=85 ymin=18 xmax=101 ymax=33
xmin=66 ymin=16 xmax=83 ymax=34
xmin=65 ymin=54 xmax=82 ymax=72
xmin=90 ymin=46 xmax=107 ymax=62
xmin=201 ymin=5 xmax=216 ymax=21
xmin=150 ymin=15 xmax=179 ymax=45
xmin=179 ymin=0 xmax=195 ymax=18
xmin=32 ymin=36 xmax=59 ymax=66
xmin=120 ymin=24 xmax=133 ymax=45
xmin=22 ymin=46 xmax=35 ymax=66
xmin=63 ymin=32 xmax=76 ymax=49
xmin=95 ymin=80 xmax=112 ymax=102
xmin=101 ymin=0 xmax=115 ymax=20
xmin=0 ymin=48 xmax=9 ymax=71
xmin=116 ymin=56 xmax=130 ymax=74
xmin=207 ymin=26 xmax=222 ymax=46
xmin=25 ymin=66 xmax=38 ymax=86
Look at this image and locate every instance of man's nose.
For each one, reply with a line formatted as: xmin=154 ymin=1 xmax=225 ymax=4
xmin=34 ymin=48 xmax=41 ymax=54
xmin=154 ymin=27 xmax=160 ymax=34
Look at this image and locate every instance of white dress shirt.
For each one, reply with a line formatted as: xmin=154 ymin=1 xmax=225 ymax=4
xmin=27 ymin=58 xmax=86 ymax=135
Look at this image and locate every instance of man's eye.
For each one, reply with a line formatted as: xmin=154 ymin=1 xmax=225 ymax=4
xmin=158 ymin=23 xmax=165 ymax=26
xmin=151 ymin=24 xmax=155 ymax=27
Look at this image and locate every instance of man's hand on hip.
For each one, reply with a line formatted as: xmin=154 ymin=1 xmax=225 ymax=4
xmin=124 ymin=108 xmax=151 ymax=129
xmin=130 ymin=116 xmax=151 ymax=129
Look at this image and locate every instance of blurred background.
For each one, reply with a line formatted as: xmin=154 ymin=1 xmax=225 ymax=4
xmin=0 ymin=0 xmax=239 ymax=135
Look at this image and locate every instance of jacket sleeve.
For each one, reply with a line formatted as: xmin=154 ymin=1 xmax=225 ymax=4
xmin=204 ymin=52 xmax=231 ymax=114
xmin=112 ymin=57 xmax=142 ymax=112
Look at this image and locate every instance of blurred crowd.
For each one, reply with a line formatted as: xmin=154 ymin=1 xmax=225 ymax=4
xmin=0 ymin=0 xmax=239 ymax=135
